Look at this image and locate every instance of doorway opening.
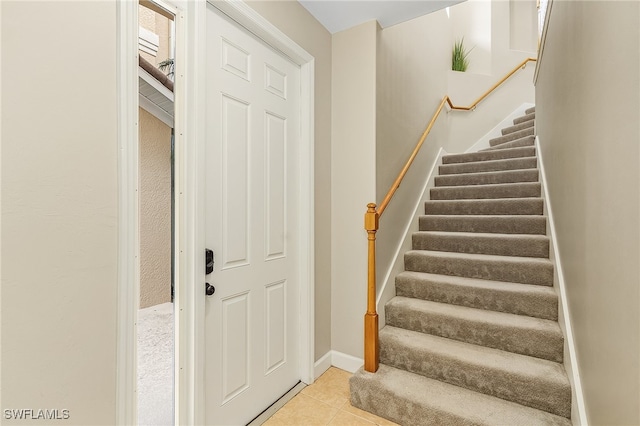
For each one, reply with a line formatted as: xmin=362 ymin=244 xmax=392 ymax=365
xmin=137 ymin=1 xmax=176 ymax=424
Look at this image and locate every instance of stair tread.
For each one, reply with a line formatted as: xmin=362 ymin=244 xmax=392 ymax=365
xmin=443 ymin=145 xmax=535 ymax=164
xmin=432 ymin=182 xmax=540 ymax=191
xmin=419 ymin=214 xmax=547 ymax=235
xmin=514 ymin=112 xmax=535 ymax=125
xmin=397 ymin=270 xmax=556 ymax=297
xmin=484 ymin=137 xmax=536 ymax=151
xmin=490 ymin=128 xmax=535 ymax=146
xmin=439 ymin=156 xmax=537 ymax=175
xmin=380 ymin=326 xmax=571 ymax=417
xmin=380 ymin=325 xmax=569 ymax=388
xmin=406 ymin=245 xmax=553 ymax=286
xmin=412 ymin=230 xmax=549 ymax=258
xmin=435 ymin=168 xmax=539 ymax=185
xmin=424 ymin=197 xmax=544 ymax=216
xmin=396 ymin=271 xmax=558 ymax=320
xmin=433 ymin=181 xmax=541 ymax=190
xmin=406 ymin=249 xmax=553 ymax=265
xmin=431 ymin=182 xmax=541 ymax=200
xmin=427 ymin=196 xmax=543 ymax=202
xmin=387 ymin=296 xmax=562 ymax=336
xmin=414 ymin=230 xmax=549 ymax=241
xmin=501 ymin=119 xmax=535 ymax=135
xmin=350 ymin=365 xmax=571 ymax=426
xmin=421 ymin=213 xmax=545 ymax=220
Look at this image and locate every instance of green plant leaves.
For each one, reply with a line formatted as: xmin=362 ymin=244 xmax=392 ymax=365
xmin=452 ymin=38 xmax=473 ymax=72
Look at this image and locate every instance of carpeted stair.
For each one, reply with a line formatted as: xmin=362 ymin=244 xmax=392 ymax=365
xmin=350 ymin=107 xmax=574 ymax=425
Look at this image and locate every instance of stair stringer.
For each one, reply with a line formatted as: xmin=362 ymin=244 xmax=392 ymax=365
xmin=465 ymin=103 xmax=535 ymax=153
xmin=376 ymin=148 xmax=447 ymax=326
xmin=536 ymin=136 xmax=589 ymax=426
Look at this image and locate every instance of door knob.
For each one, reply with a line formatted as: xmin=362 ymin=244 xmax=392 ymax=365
xmin=206 ymin=283 xmax=216 ymax=296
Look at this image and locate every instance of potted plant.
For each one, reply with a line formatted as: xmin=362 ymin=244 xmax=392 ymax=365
xmin=452 ymin=38 xmax=473 ymax=72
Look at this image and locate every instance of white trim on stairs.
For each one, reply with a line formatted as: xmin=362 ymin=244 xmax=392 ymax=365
xmin=464 ymin=103 xmax=535 ymax=153
xmin=376 ymin=148 xmax=447 ymax=325
xmin=536 ymin=136 xmax=589 ymax=426
xmin=314 ymin=351 xmax=365 ymax=378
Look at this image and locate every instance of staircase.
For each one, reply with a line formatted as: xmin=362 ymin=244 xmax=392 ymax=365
xmin=350 ymin=107 xmax=573 ymax=425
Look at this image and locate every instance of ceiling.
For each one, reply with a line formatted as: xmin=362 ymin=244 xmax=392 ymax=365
xmin=298 ymin=0 xmax=466 ymax=34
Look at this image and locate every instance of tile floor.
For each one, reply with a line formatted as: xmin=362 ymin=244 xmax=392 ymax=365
xmin=263 ymin=367 xmax=399 ymax=426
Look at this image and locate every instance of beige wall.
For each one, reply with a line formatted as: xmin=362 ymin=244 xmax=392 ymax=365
xmin=447 ymin=0 xmax=536 ymax=153
xmin=375 ymin=1 xmax=536 ymax=312
xmin=535 ymin=1 xmax=640 ymax=424
xmin=375 ymin=9 xmax=450 ymax=296
xmin=330 ymin=20 xmax=378 ymax=359
xmin=1 ymin=1 xmax=118 ymax=424
xmin=245 ymin=0 xmax=333 ymax=361
xmin=139 ymin=108 xmax=172 ymax=308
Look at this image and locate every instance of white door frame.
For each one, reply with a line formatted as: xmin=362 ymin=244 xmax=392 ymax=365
xmin=116 ymin=1 xmax=315 ymax=424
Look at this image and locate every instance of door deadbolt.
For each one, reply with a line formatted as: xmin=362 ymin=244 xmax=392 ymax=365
xmin=206 ymin=249 xmax=215 ymax=275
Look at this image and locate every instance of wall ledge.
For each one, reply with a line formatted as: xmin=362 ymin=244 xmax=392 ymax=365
xmin=534 ymin=0 xmax=554 ymax=85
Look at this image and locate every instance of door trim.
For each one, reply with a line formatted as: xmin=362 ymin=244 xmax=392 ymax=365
xmin=202 ymin=0 xmax=316 ymax=399
xmin=116 ymin=1 xmax=139 ymax=424
xmin=117 ymin=1 xmax=316 ymax=424
xmin=185 ymin=1 xmax=316 ymax=422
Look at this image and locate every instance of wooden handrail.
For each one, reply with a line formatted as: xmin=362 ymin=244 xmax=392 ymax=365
xmin=446 ymin=57 xmax=537 ymax=111
xmin=363 ymin=57 xmax=537 ymax=373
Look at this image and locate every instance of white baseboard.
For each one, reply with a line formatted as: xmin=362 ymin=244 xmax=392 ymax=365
xmin=313 ymin=351 xmax=333 ymax=379
xmin=536 ymin=136 xmax=588 ymax=426
xmin=330 ymin=351 xmax=364 ymax=374
xmin=314 ymin=350 xmax=364 ymax=379
xmin=465 ymin=102 xmax=535 ymax=153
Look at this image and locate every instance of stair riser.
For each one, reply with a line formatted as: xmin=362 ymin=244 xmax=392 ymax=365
xmin=419 ymin=215 xmax=547 ymax=234
xmin=404 ymin=252 xmax=554 ymax=286
xmin=396 ymin=275 xmax=558 ymax=320
xmin=514 ymin=112 xmax=535 ymax=125
xmin=439 ymin=157 xmax=537 ymax=175
xmin=350 ymin=366 xmax=572 ymax=426
xmin=435 ymin=169 xmax=539 ymax=187
xmin=424 ymin=198 xmax=544 ymax=216
xmin=525 ymin=106 xmax=536 ymax=115
xmin=442 ymin=146 xmax=535 ymax=164
xmin=486 ymin=137 xmax=535 ymax=151
xmin=430 ymin=183 xmax=541 ymax=200
xmin=412 ymin=232 xmax=549 ymax=258
xmin=379 ymin=335 xmax=571 ymax=417
xmin=385 ymin=303 xmax=564 ymax=362
xmin=350 ymin=379 xmax=465 ymax=426
xmin=502 ymin=119 xmax=535 ymax=135
xmin=490 ymin=127 xmax=535 ymax=147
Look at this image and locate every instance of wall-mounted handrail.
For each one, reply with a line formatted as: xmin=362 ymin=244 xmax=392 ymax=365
xmin=363 ymin=57 xmax=537 ymax=373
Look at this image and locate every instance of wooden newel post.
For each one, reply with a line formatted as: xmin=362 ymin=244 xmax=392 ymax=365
xmin=364 ymin=203 xmax=379 ymax=373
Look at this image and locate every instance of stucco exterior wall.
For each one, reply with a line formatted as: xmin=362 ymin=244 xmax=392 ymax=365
xmin=535 ymin=1 xmax=640 ymax=424
xmin=1 ymin=1 xmax=118 ymax=424
xmin=139 ymin=4 xmax=171 ymax=67
xmin=139 ymin=108 xmax=172 ymax=308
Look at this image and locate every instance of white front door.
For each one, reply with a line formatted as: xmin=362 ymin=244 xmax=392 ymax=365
xmin=204 ymin=5 xmax=301 ymax=424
